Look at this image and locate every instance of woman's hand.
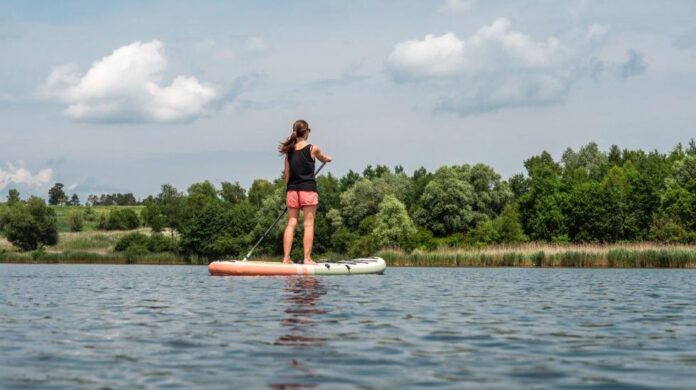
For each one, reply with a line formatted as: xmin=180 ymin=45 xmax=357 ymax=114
xmin=312 ymin=145 xmax=332 ymax=163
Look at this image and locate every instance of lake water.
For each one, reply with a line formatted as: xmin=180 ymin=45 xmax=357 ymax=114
xmin=1 ymin=265 xmax=695 ymax=389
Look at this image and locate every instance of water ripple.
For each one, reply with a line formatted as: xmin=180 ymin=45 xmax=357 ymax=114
xmin=1 ymin=265 xmax=696 ymax=388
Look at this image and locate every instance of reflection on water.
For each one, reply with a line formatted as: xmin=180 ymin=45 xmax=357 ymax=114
xmin=276 ymin=277 xmax=328 ymax=348
xmin=271 ymin=277 xmax=328 ymax=389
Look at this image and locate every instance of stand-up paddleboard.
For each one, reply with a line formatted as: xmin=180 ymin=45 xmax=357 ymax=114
xmin=209 ymin=257 xmax=386 ymax=276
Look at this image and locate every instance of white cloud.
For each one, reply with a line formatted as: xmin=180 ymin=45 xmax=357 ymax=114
xmin=386 ymin=18 xmax=618 ymax=115
xmin=40 ymin=40 xmax=221 ymax=123
xmin=439 ymin=0 xmax=476 ymax=14
xmin=387 ymin=32 xmax=465 ymax=79
xmin=0 ymin=162 xmax=53 ymax=191
xmin=245 ymin=36 xmax=268 ymax=53
xmin=388 ymin=18 xmax=567 ymax=79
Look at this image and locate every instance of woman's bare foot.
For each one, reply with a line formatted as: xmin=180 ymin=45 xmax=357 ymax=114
xmin=303 ymin=259 xmax=316 ymax=265
xmin=282 ymin=258 xmax=293 ymax=265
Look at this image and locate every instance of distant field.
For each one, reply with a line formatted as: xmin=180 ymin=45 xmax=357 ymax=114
xmin=51 ymin=205 xmax=144 ymax=232
xmin=50 ymin=228 xmax=153 ymax=253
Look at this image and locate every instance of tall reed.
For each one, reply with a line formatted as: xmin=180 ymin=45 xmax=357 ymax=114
xmin=378 ymin=245 xmax=696 ymax=268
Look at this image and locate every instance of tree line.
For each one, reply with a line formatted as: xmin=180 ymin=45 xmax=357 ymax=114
xmin=1 ymin=140 xmax=695 ymax=259
xmin=47 ymin=183 xmax=140 ymax=206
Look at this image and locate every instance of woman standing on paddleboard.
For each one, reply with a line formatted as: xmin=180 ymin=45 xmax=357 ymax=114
xmin=279 ymin=120 xmax=332 ymax=265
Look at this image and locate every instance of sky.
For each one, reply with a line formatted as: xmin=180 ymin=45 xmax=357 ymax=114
xmin=1 ymin=0 xmax=696 ymax=200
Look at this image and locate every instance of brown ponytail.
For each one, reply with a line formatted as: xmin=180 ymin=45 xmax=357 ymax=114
xmin=278 ymin=119 xmax=310 ymax=154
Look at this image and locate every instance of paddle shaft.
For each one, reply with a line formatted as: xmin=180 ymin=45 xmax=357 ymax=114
xmin=243 ymin=161 xmax=327 ymax=260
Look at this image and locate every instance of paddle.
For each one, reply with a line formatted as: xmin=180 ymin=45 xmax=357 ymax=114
xmin=243 ymin=161 xmax=327 ymax=261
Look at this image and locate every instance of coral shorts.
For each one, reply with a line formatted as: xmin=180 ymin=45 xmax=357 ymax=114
xmin=286 ymin=190 xmax=319 ymax=209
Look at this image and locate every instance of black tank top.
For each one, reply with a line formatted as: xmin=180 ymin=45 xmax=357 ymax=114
xmin=287 ymin=144 xmax=317 ymax=192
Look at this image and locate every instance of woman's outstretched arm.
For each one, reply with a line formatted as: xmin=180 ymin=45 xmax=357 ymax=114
xmin=312 ymin=145 xmax=332 ymax=163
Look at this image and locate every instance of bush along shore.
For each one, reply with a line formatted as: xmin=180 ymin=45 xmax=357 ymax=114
xmin=2 ymin=241 xmax=696 ymax=268
xmin=0 ymin=251 xmax=194 ymax=265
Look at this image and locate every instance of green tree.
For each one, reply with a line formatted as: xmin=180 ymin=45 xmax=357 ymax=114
xmin=7 ymin=189 xmax=20 ymax=205
xmin=415 ymin=166 xmax=475 ymax=236
xmin=68 ymin=193 xmax=80 ymax=206
xmin=660 ymin=187 xmax=695 ymax=231
xmin=48 ymin=183 xmax=67 ymax=206
xmin=468 ymin=163 xmax=513 ymax=221
xmin=518 ymin=151 xmax=567 ymax=241
xmin=141 ymin=197 xmax=165 ymax=233
xmin=373 ymin=171 xmax=412 ymax=204
xmin=187 ymin=181 xmax=218 ymax=200
xmin=621 ymin=153 xmax=669 ymax=239
xmin=186 ymin=181 xmax=218 ymax=210
xmin=68 ymin=210 xmax=83 ymax=232
xmin=362 ymin=165 xmax=377 ymax=180
xmin=493 ymin=205 xmax=528 ymax=243
xmin=317 ymin=173 xmax=341 ymax=212
xmin=339 ymin=171 xmax=411 ymax=229
xmin=106 ymin=208 xmax=140 ymax=230
xmin=326 ymin=208 xmax=343 ymax=230
xmin=157 ymin=184 xmax=184 ymax=237
xmin=83 ymin=204 xmax=96 ymax=221
xmin=115 ymin=232 xmax=150 ymax=251
xmin=340 ymin=179 xmax=381 ymax=228
xmin=97 ymin=213 xmax=108 ymax=230
xmin=508 ymin=173 xmax=530 ymax=199
xmin=600 ymin=166 xmax=631 ymax=241
xmin=179 ymin=201 xmax=256 ymax=259
xmin=561 ymin=142 xmax=609 ymax=181
xmin=348 ymin=234 xmax=378 ymax=258
xmin=467 ymin=220 xmax=500 ymax=246
xmin=608 ymin=144 xmax=622 ymax=166
xmin=406 ymin=167 xmax=433 ymax=212
xmin=671 ymin=154 xmax=696 ymax=188
xmin=0 ymin=204 xmax=8 ymax=230
xmin=657 ymin=154 xmax=696 ymax=231
xmin=565 ymin=182 xmax=602 ymax=242
xmin=649 ymin=219 xmax=688 ymax=243
xmin=372 ymin=195 xmax=416 ymax=248
xmin=565 ymin=179 xmax=625 ymax=243
xmin=248 ymin=179 xmax=275 ymax=208
xmin=3 ymin=196 xmax=58 ymax=251
xmin=249 ymin=188 xmax=287 ymax=256
xmin=687 ymin=138 xmax=696 ymax=156
xmin=219 ymin=181 xmax=246 ymax=204
xmin=148 ymin=233 xmax=178 ymax=253
xmin=330 ymin=227 xmax=357 ymax=254
xmin=338 ymin=170 xmax=360 ymax=192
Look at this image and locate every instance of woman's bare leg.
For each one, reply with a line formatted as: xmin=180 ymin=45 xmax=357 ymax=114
xmin=283 ymin=208 xmax=300 ymax=264
xmin=302 ymin=205 xmax=317 ymax=264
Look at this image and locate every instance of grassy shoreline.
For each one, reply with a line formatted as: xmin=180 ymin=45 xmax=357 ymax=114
xmin=378 ymin=243 xmax=696 ymax=268
xmin=2 ymin=243 xmax=696 ymax=267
